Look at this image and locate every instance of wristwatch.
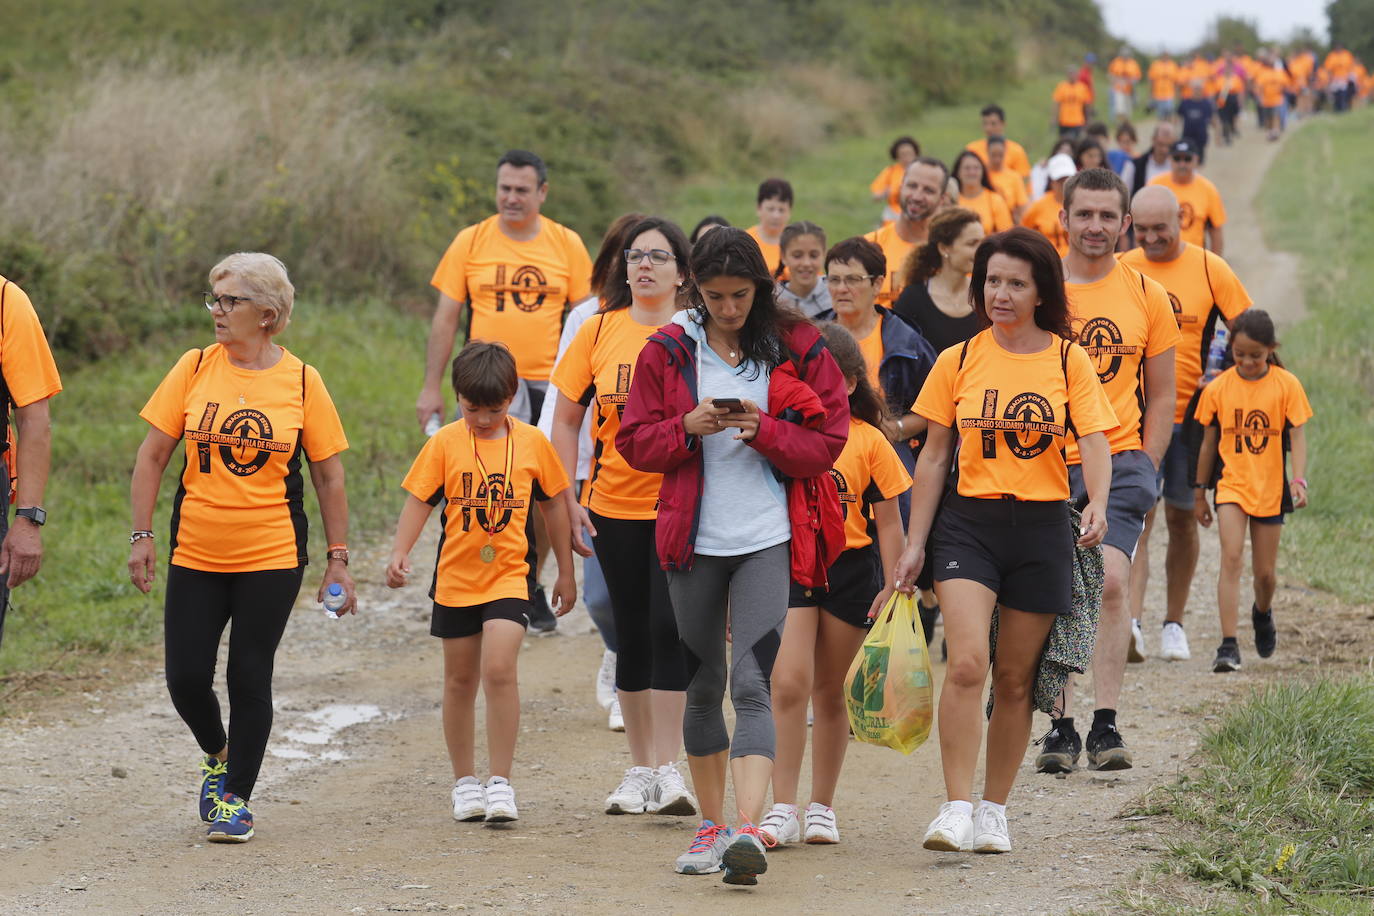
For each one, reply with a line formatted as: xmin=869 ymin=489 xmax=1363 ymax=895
xmin=15 ymin=506 xmax=46 ymax=526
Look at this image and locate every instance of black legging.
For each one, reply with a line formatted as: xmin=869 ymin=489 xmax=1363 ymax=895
xmin=164 ymin=564 xmax=303 ymax=800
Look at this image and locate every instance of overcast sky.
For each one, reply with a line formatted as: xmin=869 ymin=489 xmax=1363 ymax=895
xmin=1096 ymin=0 xmax=1328 ymax=52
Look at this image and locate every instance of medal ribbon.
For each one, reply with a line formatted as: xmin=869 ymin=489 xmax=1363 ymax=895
xmin=470 ymin=418 xmax=515 ymax=541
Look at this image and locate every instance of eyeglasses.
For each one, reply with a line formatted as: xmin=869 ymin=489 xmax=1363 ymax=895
xmin=624 ymin=248 xmax=675 ymax=266
xmin=1171 ymin=155 xmax=1195 ymax=163
xmin=204 ymin=292 xmax=253 ymax=313
xmin=824 ymin=274 xmax=879 ymax=289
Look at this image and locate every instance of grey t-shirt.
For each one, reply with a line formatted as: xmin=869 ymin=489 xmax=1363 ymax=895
xmin=774 ymin=280 xmax=831 ymax=319
xmin=681 ymin=315 xmax=790 ymax=556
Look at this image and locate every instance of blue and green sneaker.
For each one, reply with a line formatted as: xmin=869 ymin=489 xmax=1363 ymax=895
xmin=206 ymin=792 xmax=254 ymax=843
xmin=198 ymin=755 xmax=228 ymax=823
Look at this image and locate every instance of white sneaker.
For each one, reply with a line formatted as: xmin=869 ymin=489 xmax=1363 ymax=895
xmin=605 ymin=765 xmax=655 ymax=814
xmin=645 ymin=763 xmax=697 ymax=816
xmin=803 ymin=802 xmax=840 ymax=844
xmin=1160 ymin=621 xmax=1191 ymax=661
xmin=922 ymin=801 xmax=974 ymax=852
xmin=595 ymin=650 xmax=617 ymax=710
xmin=607 ymin=697 xmax=625 ymax=732
xmin=758 ymin=803 xmax=801 ymax=846
xmin=451 ymin=776 xmax=486 ymax=822
xmin=483 ymin=776 xmax=517 ymax=823
xmin=1127 ymin=618 xmax=1147 ymax=663
xmin=971 ymin=804 xmax=1011 ymax=853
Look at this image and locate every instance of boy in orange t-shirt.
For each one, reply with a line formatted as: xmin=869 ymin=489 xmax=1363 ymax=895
xmin=387 ymin=341 xmax=575 ymax=825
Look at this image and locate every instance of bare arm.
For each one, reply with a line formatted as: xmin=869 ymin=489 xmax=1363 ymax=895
xmin=1288 ymin=424 xmax=1308 ymax=509
xmin=308 ymin=454 xmax=356 ymax=614
xmin=866 ymin=496 xmax=905 ymax=620
xmin=550 ymin=392 xmax=595 ymax=556
xmin=1 ymin=399 xmax=54 ymax=588
xmin=1207 ymin=223 xmax=1225 ymax=257
xmin=537 ymin=493 xmax=577 ymax=615
xmin=1194 ymin=425 xmax=1220 ymax=527
xmin=385 ymin=495 xmax=436 ymax=587
xmin=1075 ymin=431 xmax=1111 ymax=547
xmin=1141 ymin=348 xmax=1177 ymax=467
xmin=893 ymin=422 xmax=954 ymax=591
xmin=416 ymin=292 xmax=466 ymax=429
xmin=127 ymin=426 xmax=181 ymax=594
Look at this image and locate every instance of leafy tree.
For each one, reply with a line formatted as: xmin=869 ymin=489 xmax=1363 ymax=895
xmin=1196 ymin=15 xmax=1262 ymax=56
xmin=1327 ymin=0 xmax=1374 ymax=63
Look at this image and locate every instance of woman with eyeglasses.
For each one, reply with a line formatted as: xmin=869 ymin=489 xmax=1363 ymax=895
xmin=549 ymin=217 xmax=696 ymax=820
xmin=127 ymin=252 xmax=354 ymax=843
xmin=815 ymin=238 xmax=937 ymax=518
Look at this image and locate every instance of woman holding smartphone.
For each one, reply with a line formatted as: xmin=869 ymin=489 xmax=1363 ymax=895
xmin=618 ymin=227 xmax=848 ymax=885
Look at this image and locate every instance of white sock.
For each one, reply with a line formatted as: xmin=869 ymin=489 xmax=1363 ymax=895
xmin=979 ymin=799 xmax=1007 ymax=817
xmin=948 ymin=799 xmax=974 ymax=818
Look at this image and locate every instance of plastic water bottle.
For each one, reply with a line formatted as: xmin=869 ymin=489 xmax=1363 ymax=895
xmin=1204 ymin=325 xmax=1229 ymax=382
xmin=322 ymin=583 xmax=347 ymax=619
xmin=424 ymin=411 xmax=443 ymax=437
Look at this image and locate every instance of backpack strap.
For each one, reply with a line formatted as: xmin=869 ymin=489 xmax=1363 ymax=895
xmin=0 ymin=281 xmax=10 ymax=456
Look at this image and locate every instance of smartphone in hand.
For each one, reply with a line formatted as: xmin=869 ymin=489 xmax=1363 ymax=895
xmin=711 ymin=398 xmax=744 ymax=412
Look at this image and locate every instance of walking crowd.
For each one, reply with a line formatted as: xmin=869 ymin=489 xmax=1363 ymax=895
xmin=0 ymin=37 xmax=1333 ymax=894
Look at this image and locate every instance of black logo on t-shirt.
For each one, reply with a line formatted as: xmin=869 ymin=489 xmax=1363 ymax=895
xmin=1178 ymin=201 xmax=1196 ymax=230
xmin=828 ymin=467 xmax=857 ymax=520
xmin=452 ymin=472 xmax=525 ymax=533
xmin=185 ymin=405 xmax=293 ymax=477
xmin=962 ymin=390 xmax=1065 ymax=460
xmin=1223 ymin=408 xmax=1277 ymax=455
xmin=1079 ymin=317 xmax=1138 ymax=383
xmin=480 ymin=265 xmax=563 ymax=313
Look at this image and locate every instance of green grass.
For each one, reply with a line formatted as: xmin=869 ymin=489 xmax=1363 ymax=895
xmin=0 ymin=301 xmax=428 ymax=684
xmin=1109 ymin=678 xmax=1374 ymax=914
xmin=1256 ymin=108 xmax=1374 ymax=603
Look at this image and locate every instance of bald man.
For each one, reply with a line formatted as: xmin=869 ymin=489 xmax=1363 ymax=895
xmin=1119 ymin=186 xmax=1252 ymax=662
xmin=1129 ymin=122 xmax=1176 ymax=198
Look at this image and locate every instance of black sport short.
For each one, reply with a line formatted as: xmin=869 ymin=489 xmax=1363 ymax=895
xmin=431 ymin=598 xmax=530 ymax=639
xmin=788 ymin=546 xmax=882 ymax=628
xmin=930 ymin=493 xmax=1073 ymax=615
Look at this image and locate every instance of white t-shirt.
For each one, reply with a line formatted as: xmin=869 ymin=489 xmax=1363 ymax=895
xmin=537 ymin=298 xmax=598 ymax=481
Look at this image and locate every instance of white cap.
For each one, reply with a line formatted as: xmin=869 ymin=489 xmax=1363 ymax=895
xmin=1047 ymin=154 xmax=1077 ymax=181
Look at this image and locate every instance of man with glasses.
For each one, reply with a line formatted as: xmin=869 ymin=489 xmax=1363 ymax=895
xmin=864 ymin=157 xmax=949 ymax=307
xmin=1147 ymin=140 xmax=1226 ymax=255
xmin=0 ymin=275 xmax=62 ymax=651
xmin=419 ymin=149 xmax=593 ymax=634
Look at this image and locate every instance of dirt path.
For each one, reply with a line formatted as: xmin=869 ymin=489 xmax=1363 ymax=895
xmin=1 ymin=125 xmax=1365 ymax=916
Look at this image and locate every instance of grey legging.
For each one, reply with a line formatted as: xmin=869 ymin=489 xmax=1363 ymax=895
xmin=666 ymin=543 xmax=789 ymax=759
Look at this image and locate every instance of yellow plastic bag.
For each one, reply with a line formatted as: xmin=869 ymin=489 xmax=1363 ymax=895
xmin=845 ymin=591 xmax=935 ymax=755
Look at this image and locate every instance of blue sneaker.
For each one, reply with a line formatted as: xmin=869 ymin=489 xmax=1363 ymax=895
xmin=206 ymin=792 xmax=254 ymax=843
xmin=198 ymin=755 xmax=228 ymax=823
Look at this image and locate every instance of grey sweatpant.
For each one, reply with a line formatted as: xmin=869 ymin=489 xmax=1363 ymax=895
xmin=666 ymin=543 xmax=790 ymax=759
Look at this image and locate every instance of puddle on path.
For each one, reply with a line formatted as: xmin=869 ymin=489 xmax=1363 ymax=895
xmin=270 ymin=703 xmax=391 ymax=761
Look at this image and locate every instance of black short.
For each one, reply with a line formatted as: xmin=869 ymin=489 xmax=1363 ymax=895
xmin=931 ymin=494 xmax=1073 ymax=615
xmin=431 ymin=598 xmax=530 ymax=639
xmin=789 ymin=546 xmax=882 ymax=628
xmin=1215 ymin=502 xmax=1286 ymax=525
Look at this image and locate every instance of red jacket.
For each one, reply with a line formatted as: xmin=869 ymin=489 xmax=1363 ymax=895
xmin=616 ymin=317 xmax=849 ymax=575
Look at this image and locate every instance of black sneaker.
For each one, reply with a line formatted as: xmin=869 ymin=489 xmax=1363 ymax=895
xmin=1252 ymin=606 xmax=1277 ymax=658
xmin=1085 ymin=724 xmax=1133 ymax=771
xmin=1212 ymin=642 xmax=1242 ymax=672
xmin=527 ymin=586 xmax=557 ymax=635
xmin=1035 ymin=724 xmax=1082 ymax=773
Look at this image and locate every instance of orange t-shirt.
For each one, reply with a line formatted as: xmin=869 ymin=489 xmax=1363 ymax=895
xmin=864 ymin=222 xmax=919 ymax=307
xmin=1065 ymin=261 xmax=1180 ymax=461
xmin=1019 ymin=195 xmax=1069 ymax=257
xmin=1324 ymin=49 xmax=1355 ymax=80
xmin=915 ymin=330 xmax=1117 ymax=501
xmin=1148 ymin=59 xmax=1180 ymax=100
xmin=1289 ymin=53 xmax=1314 ymax=87
xmin=431 ymin=215 xmax=592 ymax=381
xmin=140 ymin=344 xmax=349 ymax=573
xmin=402 ymin=419 xmax=569 ymax=607
xmin=830 ymin=417 xmax=911 ymax=551
xmin=1253 ymin=66 xmax=1291 ymax=108
xmin=855 ymin=320 xmax=886 ymax=394
xmin=960 ymin=190 xmax=1014 ymax=234
xmin=1217 ymin=71 xmax=1246 ymax=100
xmin=550 ymin=308 xmax=664 ymax=520
xmin=747 ymin=226 xmax=782 ymax=275
xmin=1 ymin=277 xmax=64 ymax=490
xmin=1120 ymin=243 xmax=1252 ymax=423
xmin=1148 ymin=172 xmax=1227 ymax=250
xmin=1195 ymin=367 xmax=1312 ymax=517
xmin=989 ymin=167 xmax=1028 ymax=212
xmin=1109 ymin=56 xmax=1142 ymax=93
xmin=870 ymin=163 xmax=905 ymax=213
xmin=1053 ymin=81 xmax=1091 ymax=127
xmin=966 ymin=138 xmax=1032 ymax=180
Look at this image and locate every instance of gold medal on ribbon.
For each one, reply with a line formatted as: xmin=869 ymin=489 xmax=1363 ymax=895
xmin=471 ymin=419 xmax=515 ymax=568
